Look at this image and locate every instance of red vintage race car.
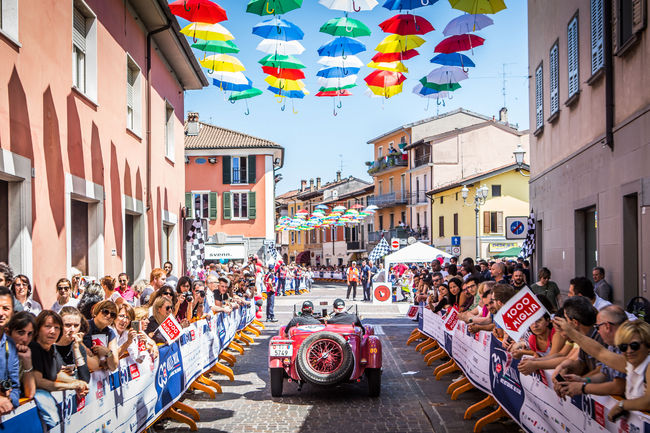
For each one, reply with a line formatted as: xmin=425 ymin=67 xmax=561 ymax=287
xmin=268 ymin=317 xmax=382 ymax=397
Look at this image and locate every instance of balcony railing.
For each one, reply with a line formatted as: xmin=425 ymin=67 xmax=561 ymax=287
xmin=413 ymin=154 xmax=431 ymax=168
xmin=367 ymin=190 xmax=408 ymax=208
xmin=407 ymin=191 xmax=429 ymax=205
xmin=346 ymin=241 xmax=361 ymax=250
xmin=366 ymin=154 xmax=407 ymax=175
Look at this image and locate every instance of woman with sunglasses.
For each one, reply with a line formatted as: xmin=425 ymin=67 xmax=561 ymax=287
xmin=554 ymin=318 xmax=650 ymax=421
xmin=51 ymin=278 xmax=79 ymax=313
xmin=55 ymin=307 xmax=91 ymax=381
xmin=112 ymin=303 xmax=157 ymax=362
xmin=145 ymin=286 xmax=177 ymax=316
xmin=82 ymin=300 xmax=119 ymax=371
xmin=145 ymin=296 xmax=173 ymax=344
xmin=11 ymin=274 xmax=42 ymax=315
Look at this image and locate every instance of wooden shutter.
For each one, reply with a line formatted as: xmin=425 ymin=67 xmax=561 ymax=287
xmin=483 ymin=211 xmax=490 ymax=234
xmin=209 ymin=192 xmax=217 ymax=220
xmin=438 ymin=216 xmax=444 ymax=237
xmin=549 ymin=44 xmax=559 ymax=114
xmin=567 ymin=17 xmax=579 ymax=98
xmin=612 ymin=0 xmax=619 ymax=52
xmin=73 ymin=8 xmax=87 ymax=52
xmin=222 ymin=156 xmax=231 ymax=184
xmin=453 ymin=213 xmax=459 ymax=236
xmin=591 ymin=0 xmax=605 ymax=73
xmin=535 ymin=64 xmax=544 ymax=130
xmin=185 ymin=193 xmax=193 ymax=218
xmin=248 ymin=192 xmax=256 ymax=219
xmin=632 ymin=0 xmax=647 ymax=33
xmin=126 ymin=66 xmax=134 ymax=109
xmin=223 ymin=192 xmax=232 ymax=220
xmin=247 ymin=155 xmax=256 ymax=184
xmin=497 ymin=211 xmax=504 ymax=233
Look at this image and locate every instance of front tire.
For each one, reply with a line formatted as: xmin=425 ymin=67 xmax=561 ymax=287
xmin=366 ymin=368 xmax=381 ymax=397
xmin=270 ymin=368 xmax=284 ymax=397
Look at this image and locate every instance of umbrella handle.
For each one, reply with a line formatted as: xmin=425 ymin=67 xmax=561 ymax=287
xmin=346 ymin=23 xmax=354 ymax=33
xmin=333 ymin=107 xmax=338 ymax=116
xmin=184 ymin=0 xmax=191 ymax=12
xmin=353 ymin=0 xmax=361 ymax=12
xmin=343 ymin=67 xmax=349 ymax=76
xmin=266 ymin=1 xmax=275 ymax=14
xmin=281 ymin=103 xmax=286 ymax=111
xmin=421 ymin=0 xmax=429 ymax=5
xmin=208 ymin=67 xmax=214 ymax=74
xmin=277 ymin=96 xmax=284 ymax=103
xmin=437 ymin=98 xmax=442 ymax=106
xmin=229 ymin=98 xmax=236 ymax=104
xmin=337 ymin=100 xmax=343 ymax=108
xmin=244 ymin=107 xmax=250 ymax=115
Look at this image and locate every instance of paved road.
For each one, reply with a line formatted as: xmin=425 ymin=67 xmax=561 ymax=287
xmin=163 ymin=283 xmax=520 ymax=433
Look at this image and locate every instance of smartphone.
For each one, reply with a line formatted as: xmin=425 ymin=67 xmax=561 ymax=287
xmin=611 ymin=409 xmax=628 ymax=421
xmin=131 ymin=321 xmax=141 ymax=332
xmin=554 ymin=373 xmax=566 ymax=382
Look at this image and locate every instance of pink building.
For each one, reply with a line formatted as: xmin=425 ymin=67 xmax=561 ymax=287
xmin=184 ymin=113 xmax=284 ymax=264
xmin=0 ymin=0 xmax=207 ymax=307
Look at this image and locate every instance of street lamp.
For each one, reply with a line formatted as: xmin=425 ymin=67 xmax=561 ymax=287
xmin=513 ymin=143 xmax=530 ymax=177
xmin=461 ymin=184 xmax=489 ymax=260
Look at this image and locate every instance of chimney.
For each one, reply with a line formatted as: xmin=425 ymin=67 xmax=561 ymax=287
xmin=186 ymin=112 xmax=200 ymax=136
xmin=316 ymin=177 xmax=321 ymax=189
xmin=300 ymin=179 xmax=307 ymax=192
xmin=498 ymin=107 xmax=508 ymax=123
xmin=336 ymin=171 xmax=341 ymax=182
xmin=309 ymin=179 xmax=314 ymax=191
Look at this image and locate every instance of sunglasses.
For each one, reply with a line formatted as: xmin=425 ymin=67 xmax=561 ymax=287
xmin=594 ymin=321 xmax=616 ymax=330
xmin=164 ymin=306 xmax=173 ymax=312
xmin=618 ymin=341 xmax=644 ymax=352
xmin=161 ymin=292 xmax=172 ymax=296
xmin=57 ymin=286 xmax=70 ymax=291
xmin=101 ymin=309 xmax=117 ymax=319
xmin=119 ymin=280 xmax=128 ymax=283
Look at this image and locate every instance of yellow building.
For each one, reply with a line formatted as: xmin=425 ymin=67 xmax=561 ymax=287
xmin=427 ymin=164 xmax=530 ymax=259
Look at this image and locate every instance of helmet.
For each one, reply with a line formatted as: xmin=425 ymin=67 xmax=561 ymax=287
xmin=301 ymin=301 xmax=314 ymax=314
xmin=333 ymin=298 xmax=345 ymax=309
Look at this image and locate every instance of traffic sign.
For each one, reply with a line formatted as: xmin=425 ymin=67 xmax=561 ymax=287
xmin=505 ymin=216 xmax=528 ymax=240
xmin=451 ymin=236 xmax=461 ymax=246
xmin=373 ymin=282 xmax=393 ymax=304
xmin=391 ymin=238 xmax=400 ymax=250
xmin=451 ymin=246 xmax=461 ymax=255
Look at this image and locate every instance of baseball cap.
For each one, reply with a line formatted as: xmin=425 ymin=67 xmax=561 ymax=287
xmin=333 ymin=298 xmax=345 ymax=309
xmin=301 ymin=301 xmax=314 ymax=313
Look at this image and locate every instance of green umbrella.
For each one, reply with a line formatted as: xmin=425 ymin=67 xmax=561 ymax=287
xmin=492 ymin=246 xmax=522 ymax=258
xmin=318 ymin=83 xmax=357 ymax=92
xmin=246 ymin=0 xmax=303 ymax=16
xmin=191 ymin=40 xmax=240 ymax=54
xmin=320 ymin=17 xmax=371 ymax=37
xmin=258 ymin=53 xmax=306 ymax=69
xmin=419 ymin=78 xmax=462 ymax=92
xmin=229 ymin=87 xmax=263 ymax=101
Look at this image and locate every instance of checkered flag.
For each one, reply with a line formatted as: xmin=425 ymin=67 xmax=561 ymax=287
xmin=186 ymin=217 xmax=205 ymax=277
xmin=266 ymin=242 xmax=279 ymax=265
xmin=369 ymin=237 xmax=391 ymax=263
xmin=519 ymin=210 xmax=536 ymax=259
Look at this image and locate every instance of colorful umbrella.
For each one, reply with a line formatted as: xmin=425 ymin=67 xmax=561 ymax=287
xmin=256 ymin=39 xmax=305 ymax=55
xmin=209 ymin=72 xmax=253 ymax=91
xmin=318 ymin=37 xmax=366 ymax=57
xmin=316 ymin=89 xmax=353 ymax=97
xmin=443 ymin=13 xmax=494 ymax=36
xmin=317 ymin=66 xmax=361 ymax=77
xmin=333 ymin=205 xmax=347 ymax=211
xmin=419 ymin=78 xmax=461 ymax=91
xmin=319 ymin=0 xmax=378 ymax=12
xmin=228 ymin=87 xmax=263 ymax=115
xmin=371 ymin=49 xmax=419 ymax=62
xmin=259 ymin=54 xmax=306 ymax=69
xmin=413 ymin=83 xmax=451 ymax=97
xmin=246 ymin=0 xmax=304 ymax=16
xmin=192 ymin=40 xmax=239 ymax=54
xmin=318 ymin=55 xmax=364 ymax=68
xmin=430 ymin=52 xmax=475 ymax=68
xmin=367 ymin=60 xmax=408 ymax=72
xmin=199 ymin=54 xmax=245 ymax=73
xmin=315 ymin=204 xmax=329 ymax=209
xmin=169 ymin=0 xmax=227 ymax=24
xmin=434 ymin=34 xmax=485 ymax=53
xmin=448 ymin=0 xmax=506 ymax=14
xmin=267 ymin=86 xmax=308 ymax=98
xmin=376 ymin=34 xmax=425 ymax=53
xmin=366 ymin=83 xmax=403 ymax=98
xmin=265 ymin=76 xmax=307 ymax=91
xmin=318 ymin=75 xmax=358 ymax=88
xmin=319 ymin=83 xmax=357 ymax=92
xmin=364 ymin=70 xmax=406 ymax=87
xmin=320 ymin=17 xmax=372 ymax=37
xmin=379 ymin=14 xmax=434 ymax=35
xmin=423 ymin=66 xmax=468 ymax=84
xmin=382 ymin=0 xmax=439 ymax=10
xmin=262 ymin=66 xmax=306 ymax=79
xmin=180 ymin=22 xmax=234 ymax=41
xmin=252 ymin=17 xmax=305 ymax=41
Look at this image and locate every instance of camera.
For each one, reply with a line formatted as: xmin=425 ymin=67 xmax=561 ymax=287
xmin=185 ymin=294 xmax=193 ymax=303
xmin=0 ymin=379 xmax=12 ymax=393
xmin=197 ymin=290 xmax=205 ymax=298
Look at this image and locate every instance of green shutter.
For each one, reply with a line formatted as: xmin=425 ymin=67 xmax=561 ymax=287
xmin=223 ymin=192 xmax=232 ymax=220
xmin=222 ymin=156 xmax=231 ymax=185
xmin=248 ymin=191 xmax=256 ymax=219
xmin=247 ymin=155 xmax=256 ymax=184
xmin=185 ymin=193 xmax=193 ymax=218
xmin=209 ymin=192 xmax=218 ymax=220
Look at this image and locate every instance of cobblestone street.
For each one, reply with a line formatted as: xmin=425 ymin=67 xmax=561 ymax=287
xmin=163 ymin=283 xmax=520 ymax=433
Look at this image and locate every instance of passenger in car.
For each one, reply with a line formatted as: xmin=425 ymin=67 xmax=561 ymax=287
xmin=284 ymin=301 xmax=320 ymax=334
xmin=328 ymin=299 xmax=363 ymax=328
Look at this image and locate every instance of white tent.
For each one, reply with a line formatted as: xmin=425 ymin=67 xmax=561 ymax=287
xmin=383 ymin=241 xmax=452 ymax=270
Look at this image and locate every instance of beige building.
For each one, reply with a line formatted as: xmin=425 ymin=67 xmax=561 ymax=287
xmin=528 ymin=0 xmax=650 ymax=304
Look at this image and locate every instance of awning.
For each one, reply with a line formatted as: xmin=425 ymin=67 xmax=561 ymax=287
xmin=205 ymin=244 xmax=246 ymax=260
xmin=492 ymin=246 xmax=522 ymax=258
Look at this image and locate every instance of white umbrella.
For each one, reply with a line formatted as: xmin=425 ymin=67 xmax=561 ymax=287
xmin=256 ymin=39 xmax=305 ymax=55
xmin=424 ymin=66 xmax=468 ymax=85
xmin=318 ymin=55 xmax=364 ymax=68
xmin=205 ymin=70 xmax=249 ymax=85
xmin=318 ymin=75 xmax=358 ymax=88
xmin=412 ymin=83 xmax=451 ymax=99
xmin=318 ymin=0 xmax=378 ymax=11
xmin=443 ymin=14 xmax=494 ymax=37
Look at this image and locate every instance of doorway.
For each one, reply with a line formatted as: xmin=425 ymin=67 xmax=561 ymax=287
xmin=575 ymin=206 xmax=597 ymax=278
xmin=0 ymin=180 xmax=7 ymax=263
xmin=125 ymin=214 xmax=134 ymax=281
xmin=623 ymin=194 xmax=639 ymax=301
xmin=71 ymin=200 xmax=89 ymax=275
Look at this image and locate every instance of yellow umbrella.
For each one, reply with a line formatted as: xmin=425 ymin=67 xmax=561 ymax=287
xmin=367 ymin=83 xmax=403 ymax=98
xmin=448 ymin=0 xmax=506 ymax=14
xmin=180 ymin=22 xmax=234 ymax=41
xmin=199 ymin=54 xmax=245 ymax=72
xmin=265 ymin=76 xmax=306 ymax=91
xmin=367 ymin=61 xmax=409 ymax=73
xmin=376 ymin=34 xmax=425 ymax=53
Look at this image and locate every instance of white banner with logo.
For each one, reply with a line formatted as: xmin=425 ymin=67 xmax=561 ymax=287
xmin=493 ymin=287 xmax=547 ymax=341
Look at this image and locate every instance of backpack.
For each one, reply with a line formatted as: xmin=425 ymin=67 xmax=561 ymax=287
xmin=626 ymin=296 xmax=650 ymax=323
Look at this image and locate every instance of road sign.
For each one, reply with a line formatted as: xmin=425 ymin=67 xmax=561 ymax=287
xmin=391 ymin=238 xmax=400 ymax=250
xmin=451 ymin=246 xmax=461 ymax=255
xmin=373 ymin=282 xmax=393 ymax=304
xmin=505 ymin=216 xmax=528 ymax=240
xmin=451 ymin=236 xmax=461 ymax=246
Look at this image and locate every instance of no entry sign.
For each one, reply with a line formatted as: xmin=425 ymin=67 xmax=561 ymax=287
xmin=373 ymin=282 xmax=393 ymax=304
xmin=391 ymin=238 xmax=400 ymax=250
xmin=493 ymin=287 xmax=547 ymax=341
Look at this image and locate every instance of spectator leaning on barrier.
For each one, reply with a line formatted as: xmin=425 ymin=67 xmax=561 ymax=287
xmin=83 ymin=300 xmax=119 ymax=371
xmin=530 ymin=267 xmax=562 ymax=311
xmin=146 ymin=296 xmax=173 ymax=344
xmin=592 ymin=266 xmax=613 ymax=302
xmin=191 ymin=280 xmax=206 ymax=319
xmin=133 ymin=307 xmax=159 ymax=359
xmin=174 ymin=276 xmax=195 ymax=324
xmin=112 ymin=303 xmax=156 ymax=362
xmin=6 ymin=311 xmax=36 ymax=400
xmin=56 ymin=307 xmax=91 ymax=382
xmin=458 ymin=277 xmax=480 ymax=313
xmin=0 ymin=286 xmax=20 ymax=415
xmin=51 ymin=278 xmax=79 ymax=313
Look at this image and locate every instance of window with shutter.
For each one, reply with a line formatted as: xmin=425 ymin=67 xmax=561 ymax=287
xmin=184 ymin=193 xmax=193 ymax=219
xmin=483 ymin=211 xmax=490 ymax=234
xmin=208 ymin=192 xmax=217 ymax=220
xmin=164 ymin=103 xmax=174 ymax=159
xmin=535 ymin=64 xmax=544 ymax=131
xmin=222 ymin=156 xmax=231 ymax=184
xmin=567 ymin=16 xmax=580 ymax=98
xmin=453 ymin=213 xmax=458 ymax=236
xmin=496 ymin=211 xmax=504 ymax=233
xmin=438 ymin=216 xmax=444 ymax=237
xmin=591 ymin=0 xmax=605 ymax=74
xmin=248 ymin=192 xmax=256 ymax=219
xmin=549 ymin=44 xmax=559 ymax=115
xmin=632 ymin=0 xmax=647 ymax=34
xmin=73 ymin=8 xmax=87 ymax=52
xmin=223 ymin=192 xmax=232 ymax=220
xmin=247 ymin=155 xmax=256 ymax=184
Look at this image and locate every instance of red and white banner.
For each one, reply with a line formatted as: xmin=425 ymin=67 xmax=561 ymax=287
xmin=158 ymin=314 xmax=183 ymax=343
xmin=493 ymin=287 xmax=547 ymax=341
xmin=444 ymin=305 xmax=459 ymax=331
xmin=406 ymin=305 xmax=419 ymax=319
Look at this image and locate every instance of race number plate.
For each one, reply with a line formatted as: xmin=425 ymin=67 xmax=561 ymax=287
xmin=270 ymin=343 xmax=293 ymax=357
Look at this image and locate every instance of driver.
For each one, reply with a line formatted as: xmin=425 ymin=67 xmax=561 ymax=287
xmin=284 ymin=301 xmax=320 ymax=334
xmin=327 ymin=298 xmax=363 ymax=328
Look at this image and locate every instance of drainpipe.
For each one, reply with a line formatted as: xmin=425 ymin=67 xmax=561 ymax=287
xmin=604 ymin=0 xmax=614 ymax=150
xmin=145 ymin=24 xmax=171 ymax=212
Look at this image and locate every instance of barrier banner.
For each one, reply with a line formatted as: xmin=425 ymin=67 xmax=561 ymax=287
xmin=493 ymin=287 xmax=547 ymax=341
xmin=1 ymin=306 xmax=255 ymax=433
xmin=419 ymin=306 xmax=650 ymax=433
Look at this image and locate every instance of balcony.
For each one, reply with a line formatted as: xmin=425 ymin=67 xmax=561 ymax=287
xmin=407 ymin=191 xmax=429 ymax=205
xmin=366 ymin=154 xmax=407 ymax=176
xmin=413 ymin=154 xmax=431 ymax=168
xmin=367 ymin=190 xmax=408 ymax=208
xmin=346 ymin=241 xmax=361 ymax=250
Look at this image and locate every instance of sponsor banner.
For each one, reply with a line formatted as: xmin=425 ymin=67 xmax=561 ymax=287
xmin=493 ymin=287 xmax=547 ymax=341
xmin=419 ymin=307 xmax=650 ymax=433
xmin=4 ymin=306 xmax=254 ymax=432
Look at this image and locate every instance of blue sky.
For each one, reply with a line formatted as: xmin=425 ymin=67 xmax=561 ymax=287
xmin=181 ymin=0 xmax=529 ymax=194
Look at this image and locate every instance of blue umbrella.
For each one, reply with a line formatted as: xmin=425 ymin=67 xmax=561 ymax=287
xmin=316 ymin=66 xmax=361 ymax=78
xmin=317 ymin=37 xmax=366 ymax=57
xmin=430 ymin=53 xmax=475 ymax=68
xmin=267 ymin=86 xmax=307 ymax=99
xmin=212 ymin=77 xmax=253 ymax=92
xmin=252 ymin=17 xmax=305 ymax=41
xmin=382 ymin=0 xmax=439 ymax=11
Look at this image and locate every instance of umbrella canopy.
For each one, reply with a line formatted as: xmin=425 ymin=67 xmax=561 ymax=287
xmin=229 ymin=87 xmax=263 ymax=101
xmin=371 ymin=49 xmax=419 ymax=62
xmin=316 ymin=89 xmax=353 ymax=97
xmin=367 ymin=60 xmax=408 ymax=72
xmin=320 ymin=17 xmax=372 ymax=37
xmin=492 ymin=246 xmax=522 ymax=258
xmin=169 ymin=0 xmax=227 ymax=23
xmin=366 ymin=83 xmax=403 ymax=98
xmin=268 ymin=86 xmax=308 ymax=98
xmin=318 ymin=0 xmax=378 ymax=12
xmin=333 ymin=205 xmax=347 ymax=211
xmin=252 ymin=17 xmax=305 ymax=41
xmin=318 ymin=75 xmax=358 ymax=88
xmin=315 ymin=204 xmax=329 ymax=209
xmin=192 ymin=40 xmax=239 ymax=54
xmin=259 ymin=54 xmax=306 ymax=69
xmin=430 ymin=52 xmax=475 ymax=67
xmin=206 ymin=70 xmax=250 ymax=84
xmin=364 ymin=70 xmax=406 ymax=87
xmin=419 ymin=78 xmax=462 ymax=91
xmin=213 ymin=77 xmax=253 ymax=92
xmin=318 ymin=37 xmax=366 ymax=57
xmin=180 ymin=22 xmax=234 ymax=41
xmin=434 ymin=34 xmax=485 ymax=53
xmin=319 ymin=83 xmax=357 ymax=92
xmin=412 ymin=83 xmax=451 ymax=98
xmin=256 ymin=39 xmax=305 ymax=55
xmin=379 ymin=14 xmax=434 ymax=35
xmin=200 ymin=54 xmax=245 ymax=72
xmin=316 ymin=66 xmax=361 ymax=77
xmin=443 ymin=13 xmax=494 ymax=36
xmin=246 ymin=0 xmax=303 ymax=16
xmin=448 ymin=0 xmax=506 ymax=14
xmin=318 ymin=55 xmax=364 ymax=68
xmin=262 ymin=66 xmax=306 ymax=79
xmin=265 ymin=76 xmax=307 ymax=91
xmin=383 ymin=0 xmax=439 ymax=10
xmin=376 ymin=34 xmax=425 ymax=53
xmin=423 ymin=66 xmax=468 ymax=84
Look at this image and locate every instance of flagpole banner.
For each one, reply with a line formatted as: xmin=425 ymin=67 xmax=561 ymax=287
xmin=419 ymin=306 xmax=650 ymax=433
xmin=2 ymin=306 xmax=255 ymax=433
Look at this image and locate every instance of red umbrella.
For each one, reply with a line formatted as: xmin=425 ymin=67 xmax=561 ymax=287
xmin=379 ymin=14 xmax=434 ymax=36
xmin=316 ymin=90 xmax=353 ymax=97
xmin=435 ymin=34 xmax=485 ymax=54
xmin=169 ymin=0 xmax=227 ymax=24
xmin=372 ymin=49 xmax=419 ymax=63
xmin=262 ymin=67 xmax=306 ymax=80
xmin=364 ymin=70 xmax=406 ymax=87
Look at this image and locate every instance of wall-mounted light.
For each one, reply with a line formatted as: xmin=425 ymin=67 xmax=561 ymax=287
xmin=208 ymin=157 xmax=217 ymax=164
xmin=185 ymin=156 xmax=190 ymax=164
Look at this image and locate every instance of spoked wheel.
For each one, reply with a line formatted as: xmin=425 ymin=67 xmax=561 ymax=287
xmin=308 ymin=339 xmax=344 ymax=374
xmin=296 ymin=332 xmax=354 ymax=386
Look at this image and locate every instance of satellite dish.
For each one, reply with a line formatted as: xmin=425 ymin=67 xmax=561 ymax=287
xmin=407 ymin=237 xmax=416 ymax=245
